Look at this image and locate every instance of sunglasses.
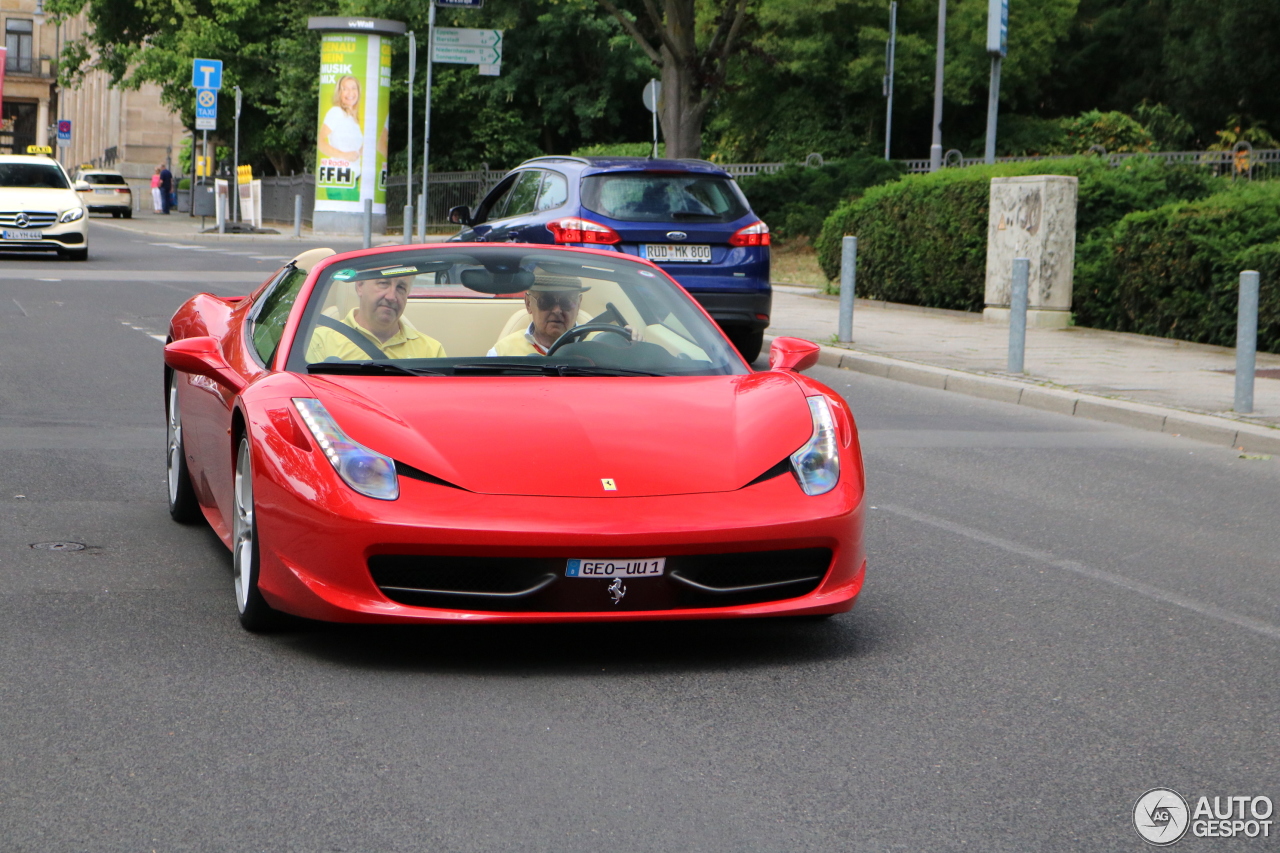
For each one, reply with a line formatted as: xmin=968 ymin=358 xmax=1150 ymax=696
xmin=532 ymin=292 xmax=580 ymax=312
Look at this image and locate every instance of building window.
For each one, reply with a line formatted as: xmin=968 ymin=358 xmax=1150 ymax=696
xmin=6 ymin=20 xmax=33 ymax=74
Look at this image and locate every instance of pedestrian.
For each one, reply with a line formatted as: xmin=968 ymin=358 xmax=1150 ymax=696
xmin=150 ymin=167 xmax=163 ymax=213
xmin=159 ymin=164 xmax=173 ymax=214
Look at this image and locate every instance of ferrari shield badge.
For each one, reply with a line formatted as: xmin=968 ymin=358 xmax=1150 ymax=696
xmin=601 ymin=478 xmax=617 ymax=491
xmin=608 ymin=578 xmax=626 ymax=605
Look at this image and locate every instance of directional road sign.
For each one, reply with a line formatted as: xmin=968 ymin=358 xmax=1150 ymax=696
xmin=433 ymin=28 xmax=503 ymax=65
xmin=195 ymin=87 xmax=218 ymax=130
xmin=435 ymin=0 xmax=484 ymax=7
xmin=191 ymin=58 xmax=223 ymax=91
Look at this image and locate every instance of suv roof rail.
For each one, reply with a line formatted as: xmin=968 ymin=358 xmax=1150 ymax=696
xmin=521 ymin=156 xmax=591 ymax=166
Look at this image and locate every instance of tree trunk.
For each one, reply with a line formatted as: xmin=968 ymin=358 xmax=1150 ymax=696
xmin=597 ymin=0 xmax=746 ymax=160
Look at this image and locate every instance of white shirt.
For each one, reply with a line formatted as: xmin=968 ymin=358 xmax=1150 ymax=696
xmin=322 ymin=107 xmax=363 ymax=161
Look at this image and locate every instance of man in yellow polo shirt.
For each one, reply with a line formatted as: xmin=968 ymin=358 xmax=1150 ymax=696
xmin=307 ymin=269 xmax=445 ymax=362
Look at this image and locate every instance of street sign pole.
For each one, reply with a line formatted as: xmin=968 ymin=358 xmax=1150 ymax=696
xmin=984 ymin=0 xmax=1008 ymax=164
xmin=929 ymin=0 xmax=946 ymax=171
xmin=419 ymin=2 xmax=435 ymax=241
xmin=884 ymin=1 xmax=897 ymax=160
xmin=642 ymin=80 xmax=660 ymax=159
xmin=233 ymin=85 xmax=242 ymax=224
xmin=407 ymin=30 xmax=416 ymax=242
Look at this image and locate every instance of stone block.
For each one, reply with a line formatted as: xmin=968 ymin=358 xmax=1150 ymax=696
xmin=886 ymin=362 xmax=948 ymax=389
xmin=985 ymin=175 xmax=1078 ymax=316
xmin=1018 ymin=387 xmax=1078 ymax=415
xmin=1162 ymin=414 xmax=1239 ymax=447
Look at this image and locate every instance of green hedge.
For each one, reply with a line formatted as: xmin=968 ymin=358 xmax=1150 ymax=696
xmin=1095 ymin=183 xmax=1280 ymax=351
xmin=815 ymin=156 xmax=1219 ymax=312
xmin=737 ymin=154 xmax=903 ymax=242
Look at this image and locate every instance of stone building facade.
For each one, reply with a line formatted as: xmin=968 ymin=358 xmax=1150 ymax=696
xmin=1 ymin=0 xmax=187 ymax=183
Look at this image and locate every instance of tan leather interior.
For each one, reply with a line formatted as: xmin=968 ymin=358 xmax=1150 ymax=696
xmin=292 ymin=247 xmax=336 ymax=272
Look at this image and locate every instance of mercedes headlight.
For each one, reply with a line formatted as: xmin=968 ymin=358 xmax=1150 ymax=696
xmin=790 ymin=396 xmax=840 ymax=496
xmin=293 ymin=398 xmax=399 ymax=500
xmin=59 ymin=207 xmax=85 ymax=223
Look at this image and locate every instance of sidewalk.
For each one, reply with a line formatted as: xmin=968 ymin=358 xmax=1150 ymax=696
xmin=89 ymin=211 xmax=449 ymax=246
xmin=767 ymin=283 xmax=1280 ymax=453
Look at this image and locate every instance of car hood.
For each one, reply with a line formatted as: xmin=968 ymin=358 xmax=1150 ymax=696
xmin=0 ymin=187 xmax=82 ymax=212
xmin=300 ymin=373 xmax=813 ymax=497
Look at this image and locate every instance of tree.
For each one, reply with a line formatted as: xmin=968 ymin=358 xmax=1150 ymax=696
xmin=594 ymin=0 xmax=750 ymax=158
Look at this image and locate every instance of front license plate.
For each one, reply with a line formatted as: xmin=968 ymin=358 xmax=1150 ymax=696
xmin=566 ymin=558 xmax=666 ymax=578
xmin=2 ymin=230 xmax=43 ymax=240
xmin=645 ymin=244 xmax=711 ymax=263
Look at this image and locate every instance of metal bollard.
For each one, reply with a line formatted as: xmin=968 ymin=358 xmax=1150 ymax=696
xmin=1235 ymin=270 xmax=1260 ymax=413
xmin=838 ymin=236 xmax=857 ymax=343
xmin=293 ymin=194 xmax=302 ymax=238
xmin=216 ymin=191 xmax=226 ymax=234
xmin=403 ymin=203 xmax=414 ymax=245
xmin=1008 ymin=257 xmax=1030 ymax=373
xmin=363 ymin=198 xmax=373 ymax=249
xmin=416 ymin=193 xmax=427 ymax=244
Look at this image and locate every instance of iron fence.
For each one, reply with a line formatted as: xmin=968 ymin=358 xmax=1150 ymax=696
xmin=901 ymin=148 xmax=1280 ymax=175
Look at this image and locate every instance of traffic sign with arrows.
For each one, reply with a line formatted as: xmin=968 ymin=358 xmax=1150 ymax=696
xmin=432 ymin=28 xmax=503 ymax=66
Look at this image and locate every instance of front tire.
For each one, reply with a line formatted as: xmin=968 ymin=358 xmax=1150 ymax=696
xmin=233 ymin=437 xmax=282 ymax=632
xmin=166 ymin=378 xmax=201 ymax=523
xmin=62 ymin=247 xmax=88 ymax=261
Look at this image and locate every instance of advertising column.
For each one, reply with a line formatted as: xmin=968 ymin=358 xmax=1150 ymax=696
xmin=308 ymin=17 xmax=405 ymax=235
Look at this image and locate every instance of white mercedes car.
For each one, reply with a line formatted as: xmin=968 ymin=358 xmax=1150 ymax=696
xmin=0 ymin=152 xmax=89 ymax=261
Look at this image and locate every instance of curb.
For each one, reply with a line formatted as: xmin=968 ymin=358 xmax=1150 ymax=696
xmin=778 ymin=337 xmax=1280 ymax=455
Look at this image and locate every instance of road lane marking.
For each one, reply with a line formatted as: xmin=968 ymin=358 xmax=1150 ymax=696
xmin=119 ymin=319 xmax=166 ymax=342
xmin=879 ymin=503 xmax=1280 ymax=643
xmin=11 ymin=297 xmax=27 ymax=316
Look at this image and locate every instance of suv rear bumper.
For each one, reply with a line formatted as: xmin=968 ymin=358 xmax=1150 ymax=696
xmin=686 ymin=289 xmax=771 ymax=331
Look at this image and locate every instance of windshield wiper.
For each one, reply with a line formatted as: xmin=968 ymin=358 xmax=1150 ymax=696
xmin=449 ymin=361 xmax=664 ymax=377
xmin=450 ymin=361 xmax=554 ymax=375
xmin=554 ymin=366 xmax=664 ymax=377
xmin=307 ymin=361 xmax=447 ymax=376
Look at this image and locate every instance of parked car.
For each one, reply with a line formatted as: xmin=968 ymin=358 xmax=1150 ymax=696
xmin=162 ymin=243 xmax=864 ymax=631
xmin=449 ymin=157 xmax=771 ymax=361
xmin=73 ymin=168 xmax=133 ymax=218
xmin=0 ymin=152 xmax=89 ymax=260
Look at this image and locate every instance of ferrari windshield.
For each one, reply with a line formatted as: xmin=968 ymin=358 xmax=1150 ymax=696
xmin=283 ymin=246 xmax=748 ymax=377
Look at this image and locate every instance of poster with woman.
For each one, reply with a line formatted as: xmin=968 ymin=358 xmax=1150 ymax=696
xmin=313 ymin=24 xmax=393 ymax=228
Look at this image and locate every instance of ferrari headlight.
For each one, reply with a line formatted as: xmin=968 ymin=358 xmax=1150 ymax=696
xmin=790 ymin=396 xmax=840 ymax=496
xmin=59 ymin=207 xmax=85 ymax=223
xmin=292 ymin=398 xmax=399 ymax=500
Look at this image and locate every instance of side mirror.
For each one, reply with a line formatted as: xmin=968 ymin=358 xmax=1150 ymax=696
xmin=448 ymin=205 xmax=472 ymax=226
xmin=164 ymin=336 xmax=245 ymax=392
xmin=769 ymin=336 xmax=821 ymax=372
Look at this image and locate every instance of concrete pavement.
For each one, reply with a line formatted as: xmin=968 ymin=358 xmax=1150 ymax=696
xmin=768 ymin=283 xmax=1280 ymax=453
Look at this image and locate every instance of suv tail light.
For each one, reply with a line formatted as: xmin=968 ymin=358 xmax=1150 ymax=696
xmin=116 ymin=188 xmax=131 ymax=194
xmin=728 ymin=221 xmax=771 ymax=247
xmin=546 ymin=217 xmax=621 ymax=245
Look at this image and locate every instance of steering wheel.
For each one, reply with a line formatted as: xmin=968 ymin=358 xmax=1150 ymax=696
xmin=546 ymin=323 xmax=633 ymax=356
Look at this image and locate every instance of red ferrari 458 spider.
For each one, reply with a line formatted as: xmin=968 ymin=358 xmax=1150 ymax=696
xmin=163 ymin=243 xmax=866 ymax=630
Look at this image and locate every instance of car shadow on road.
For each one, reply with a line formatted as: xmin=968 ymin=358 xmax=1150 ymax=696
xmin=264 ymin=605 xmax=889 ymax=677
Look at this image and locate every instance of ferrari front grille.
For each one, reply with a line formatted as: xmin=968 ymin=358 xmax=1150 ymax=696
xmin=0 ymin=211 xmax=58 ymax=228
xmin=369 ymin=548 xmax=832 ymax=612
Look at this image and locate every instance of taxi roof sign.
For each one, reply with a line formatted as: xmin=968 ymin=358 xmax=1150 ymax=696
xmin=26 ymin=145 xmax=53 ymax=155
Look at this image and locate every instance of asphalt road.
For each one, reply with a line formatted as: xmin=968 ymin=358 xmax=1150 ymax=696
xmin=1 ymin=228 xmax=1278 ymax=851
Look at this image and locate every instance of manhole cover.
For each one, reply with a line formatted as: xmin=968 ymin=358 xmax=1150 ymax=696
xmin=30 ymin=541 xmax=86 ymax=552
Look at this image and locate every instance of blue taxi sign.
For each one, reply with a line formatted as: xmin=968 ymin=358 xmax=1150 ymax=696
xmin=191 ymin=59 xmax=223 ymax=90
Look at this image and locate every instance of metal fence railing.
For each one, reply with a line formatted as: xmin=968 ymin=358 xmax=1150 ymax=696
xmin=901 ymin=148 xmax=1280 ymax=175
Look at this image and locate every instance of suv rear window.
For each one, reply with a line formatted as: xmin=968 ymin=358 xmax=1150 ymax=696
xmin=81 ymin=173 xmax=127 ymax=185
xmin=581 ymin=173 xmax=748 ymax=224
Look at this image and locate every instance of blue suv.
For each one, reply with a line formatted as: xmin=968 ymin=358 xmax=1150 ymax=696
xmin=449 ymin=156 xmax=770 ymax=361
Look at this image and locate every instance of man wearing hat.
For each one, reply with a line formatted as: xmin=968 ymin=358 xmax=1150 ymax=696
xmin=488 ymin=274 xmax=592 ymax=357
